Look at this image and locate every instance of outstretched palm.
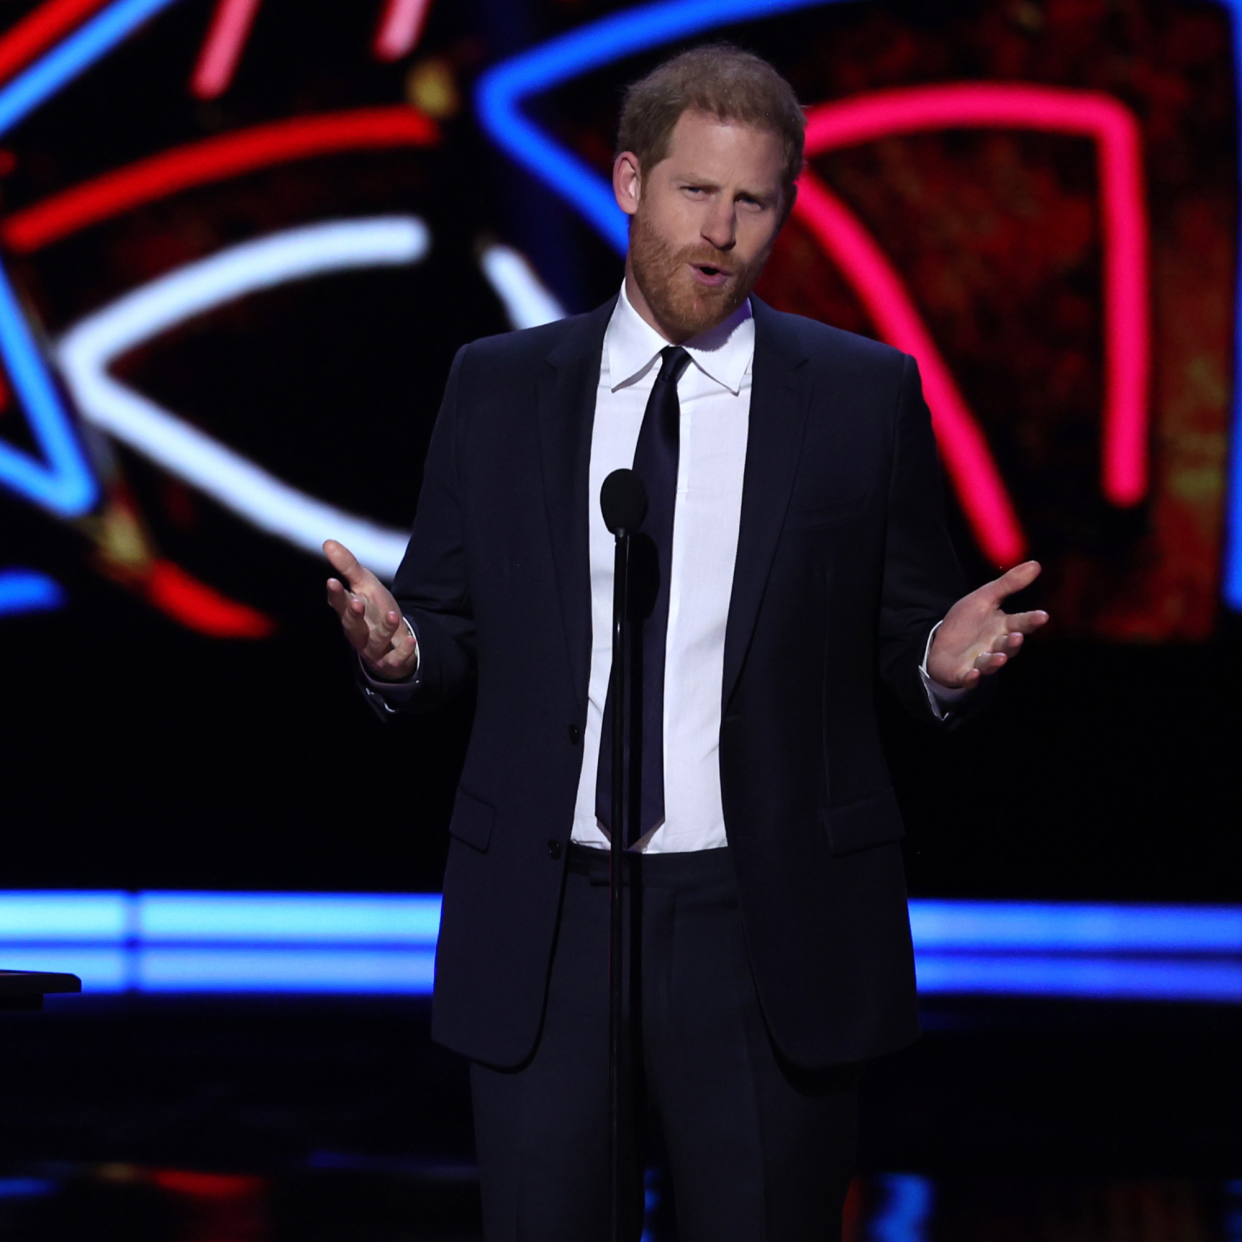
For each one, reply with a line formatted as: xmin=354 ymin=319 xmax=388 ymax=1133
xmin=927 ymin=560 xmax=1049 ymax=690
xmin=323 ymin=539 xmax=419 ymax=681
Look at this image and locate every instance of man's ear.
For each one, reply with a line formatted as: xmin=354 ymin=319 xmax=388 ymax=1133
xmin=613 ymin=151 xmax=642 ymax=217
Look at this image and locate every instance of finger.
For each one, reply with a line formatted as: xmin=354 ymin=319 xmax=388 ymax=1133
xmin=323 ymin=539 xmax=375 ymax=591
xmin=991 ymin=631 xmax=1024 ymax=654
xmin=326 ymin=577 xmax=365 ymax=629
xmin=363 ymin=612 xmax=401 ymax=663
xmin=1000 ymin=608 xmax=1049 ymax=634
xmin=984 ymin=559 xmax=1041 ymax=606
xmin=367 ymin=626 xmax=418 ymax=679
xmin=975 ymin=649 xmax=1008 ymax=675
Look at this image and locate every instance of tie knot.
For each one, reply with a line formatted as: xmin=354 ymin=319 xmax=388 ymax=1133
xmin=657 ymin=345 xmax=691 ymax=386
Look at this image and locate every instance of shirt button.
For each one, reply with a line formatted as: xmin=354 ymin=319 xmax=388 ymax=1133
xmin=547 ymin=839 xmax=563 ymax=861
xmin=568 ymin=724 xmax=582 ymax=745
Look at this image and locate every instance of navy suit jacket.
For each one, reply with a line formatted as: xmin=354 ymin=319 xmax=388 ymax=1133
xmin=383 ymin=296 xmax=966 ymax=1070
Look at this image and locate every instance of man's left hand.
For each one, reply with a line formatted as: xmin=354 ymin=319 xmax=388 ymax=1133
xmin=926 ymin=560 xmax=1049 ymax=690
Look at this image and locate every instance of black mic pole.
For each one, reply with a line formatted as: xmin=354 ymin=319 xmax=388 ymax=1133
xmin=600 ymin=468 xmax=647 ymax=1242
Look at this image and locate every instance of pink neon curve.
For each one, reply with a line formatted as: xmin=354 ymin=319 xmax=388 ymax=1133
xmin=802 ymin=84 xmax=1150 ymax=543
xmin=794 ymin=175 xmax=1026 ymax=566
xmin=190 ymin=0 xmax=263 ymax=100
xmin=373 ymin=0 xmax=431 ymax=62
xmin=1 ymin=107 xmax=439 ymax=252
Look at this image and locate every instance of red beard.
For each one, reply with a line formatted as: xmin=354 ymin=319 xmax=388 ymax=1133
xmin=628 ymin=208 xmax=767 ymax=340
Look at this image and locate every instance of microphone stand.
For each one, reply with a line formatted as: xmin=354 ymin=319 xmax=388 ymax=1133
xmin=608 ymin=509 xmax=631 ymax=1242
xmin=600 ymin=469 xmax=646 ymax=1242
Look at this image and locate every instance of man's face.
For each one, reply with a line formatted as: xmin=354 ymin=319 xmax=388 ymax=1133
xmin=614 ymin=109 xmax=790 ymax=342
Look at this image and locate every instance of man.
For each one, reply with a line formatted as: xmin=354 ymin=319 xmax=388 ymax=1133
xmin=325 ymin=45 xmax=1046 ymax=1242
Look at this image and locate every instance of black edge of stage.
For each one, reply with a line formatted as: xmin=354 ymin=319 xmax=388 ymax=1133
xmin=0 ymin=991 xmax=1235 ymax=1177
xmin=0 ymin=970 xmax=81 ymax=1011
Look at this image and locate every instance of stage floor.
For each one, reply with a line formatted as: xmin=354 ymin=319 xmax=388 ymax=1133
xmin=0 ymin=994 xmax=1237 ymax=1240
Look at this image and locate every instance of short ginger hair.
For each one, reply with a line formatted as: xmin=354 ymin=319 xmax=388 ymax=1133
xmin=616 ymin=44 xmax=806 ymax=192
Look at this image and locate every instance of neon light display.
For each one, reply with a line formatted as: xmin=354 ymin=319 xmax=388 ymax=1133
xmin=0 ymin=0 xmax=116 ymax=88
xmin=144 ymin=559 xmax=274 ymax=638
xmin=479 ymin=243 xmax=566 ymax=330
xmin=0 ymin=0 xmax=189 ymax=525
xmin=805 ymin=86 xmax=1150 ymax=510
xmin=57 ymin=216 xmax=430 ymax=576
xmin=792 ymin=173 xmax=1025 ymax=566
xmin=475 ymin=3 xmax=1161 ymax=570
xmin=2 ymin=108 xmax=439 ymax=253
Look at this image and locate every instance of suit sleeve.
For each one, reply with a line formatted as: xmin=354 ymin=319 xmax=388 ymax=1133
xmin=877 ymin=353 xmax=970 ymax=723
xmin=377 ymin=344 xmax=478 ymax=713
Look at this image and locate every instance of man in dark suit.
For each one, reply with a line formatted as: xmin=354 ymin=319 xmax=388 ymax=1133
xmin=325 ymin=45 xmax=1046 ymax=1242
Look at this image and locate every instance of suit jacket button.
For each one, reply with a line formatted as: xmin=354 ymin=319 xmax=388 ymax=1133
xmin=547 ymin=839 xmax=563 ymax=860
xmin=568 ymin=724 xmax=582 ymax=745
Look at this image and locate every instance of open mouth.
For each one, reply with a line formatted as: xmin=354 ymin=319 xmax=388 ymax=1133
xmin=691 ymin=262 xmax=731 ymax=286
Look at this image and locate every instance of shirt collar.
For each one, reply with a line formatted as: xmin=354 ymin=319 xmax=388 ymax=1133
xmin=606 ymin=283 xmax=755 ymax=396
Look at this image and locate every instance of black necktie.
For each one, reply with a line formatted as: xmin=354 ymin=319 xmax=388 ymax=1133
xmin=597 ymin=345 xmax=691 ymax=842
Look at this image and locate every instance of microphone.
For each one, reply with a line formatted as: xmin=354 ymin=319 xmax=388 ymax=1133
xmin=600 ymin=468 xmax=647 ymax=536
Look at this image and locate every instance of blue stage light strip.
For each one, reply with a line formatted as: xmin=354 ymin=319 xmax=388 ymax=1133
xmin=475 ymin=0 xmax=844 ymax=255
xmin=0 ymin=568 xmax=64 ymax=614
xmin=915 ymin=953 xmax=1242 ymax=1003
xmin=909 ymin=901 xmax=1242 ymax=954
xmin=0 ymin=891 xmax=128 ymax=940
xmin=0 ymin=892 xmax=1238 ymax=1000
xmin=0 ymin=0 xmax=185 ymax=517
xmin=0 ymin=946 xmax=130 ymax=990
xmin=139 ymin=892 xmax=442 ymax=942
xmin=137 ymin=945 xmax=437 ymax=993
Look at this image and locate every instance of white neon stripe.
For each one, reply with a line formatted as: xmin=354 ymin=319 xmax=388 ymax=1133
xmin=56 ymin=217 xmax=429 ymax=576
xmin=479 ymin=243 xmax=565 ymax=329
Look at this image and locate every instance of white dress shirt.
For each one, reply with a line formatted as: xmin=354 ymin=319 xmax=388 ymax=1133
xmin=571 ymin=286 xmax=753 ymax=854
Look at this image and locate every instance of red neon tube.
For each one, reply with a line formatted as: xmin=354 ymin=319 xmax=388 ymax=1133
xmin=0 ymin=0 xmax=113 ymax=89
xmin=2 ymin=107 xmax=439 ymax=252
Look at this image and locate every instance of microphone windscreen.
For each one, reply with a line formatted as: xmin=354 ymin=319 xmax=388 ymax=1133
xmin=600 ymin=468 xmax=648 ymax=534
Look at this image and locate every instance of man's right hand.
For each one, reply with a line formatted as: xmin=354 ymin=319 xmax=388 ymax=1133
xmin=324 ymin=539 xmax=419 ymax=682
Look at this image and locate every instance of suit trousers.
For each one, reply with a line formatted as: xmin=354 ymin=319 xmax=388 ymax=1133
xmin=470 ymin=844 xmax=860 ymax=1242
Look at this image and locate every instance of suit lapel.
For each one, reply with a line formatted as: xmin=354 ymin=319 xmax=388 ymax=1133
xmin=722 ymin=298 xmax=813 ymax=708
xmin=537 ymin=298 xmax=615 ymax=706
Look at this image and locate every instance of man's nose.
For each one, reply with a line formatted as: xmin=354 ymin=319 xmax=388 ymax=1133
xmin=701 ymin=203 xmax=736 ymax=250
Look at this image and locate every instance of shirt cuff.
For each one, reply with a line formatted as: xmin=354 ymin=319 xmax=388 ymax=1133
xmin=919 ymin=620 xmax=970 ymax=720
